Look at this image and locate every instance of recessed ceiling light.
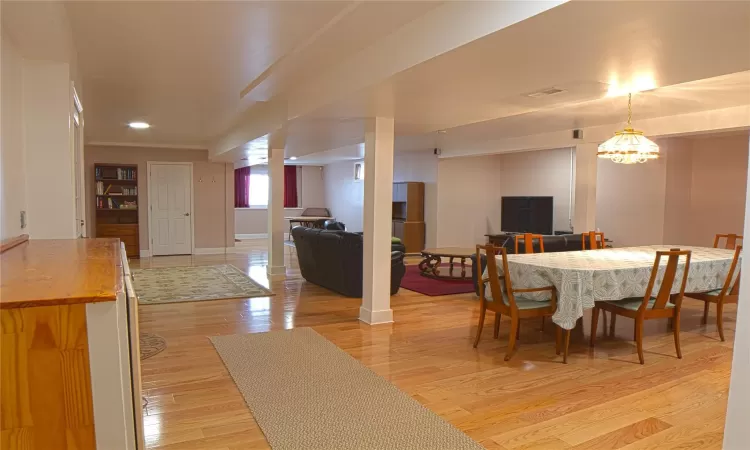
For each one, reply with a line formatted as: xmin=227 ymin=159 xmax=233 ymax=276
xmin=128 ymin=121 xmax=150 ymax=129
xmin=289 ymin=156 xmax=298 ymax=160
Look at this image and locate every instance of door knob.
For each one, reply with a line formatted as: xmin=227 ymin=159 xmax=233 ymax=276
xmin=184 ymin=212 xmax=190 ymax=216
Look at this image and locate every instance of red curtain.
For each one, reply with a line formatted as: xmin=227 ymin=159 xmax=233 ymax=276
xmin=234 ymin=166 xmax=250 ymax=208
xmin=284 ymin=165 xmax=298 ymax=208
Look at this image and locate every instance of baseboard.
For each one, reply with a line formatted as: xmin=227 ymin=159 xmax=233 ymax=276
xmin=359 ymin=307 xmax=394 ymax=325
xmin=139 ymin=249 xmax=152 ymax=258
xmin=235 ymin=233 xmax=291 ymax=241
xmin=235 ymin=233 xmax=267 ymax=240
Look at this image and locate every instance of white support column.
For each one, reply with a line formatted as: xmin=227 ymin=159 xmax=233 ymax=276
xmin=573 ymin=143 xmax=598 ymax=233
xmin=267 ymin=130 xmax=286 ymax=280
xmin=360 ymin=117 xmax=395 ymax=325
xmin=723 ymin=136 xmax=750 ymax=449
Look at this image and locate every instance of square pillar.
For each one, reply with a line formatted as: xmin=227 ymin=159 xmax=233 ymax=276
xmin=723 ymin=135 xmax=750 ymax=448
xmin=360 ymin=117 xmax=395 ymax=325
xmin=267 ymin=131 xmax=286 ymax=280
xmin=573 ymin=143 xmax=598 ymax=233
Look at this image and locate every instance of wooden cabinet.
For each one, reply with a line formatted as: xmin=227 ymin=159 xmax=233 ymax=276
xmin=392 ymin=182 xmax=425 ymax=253
xmin=0 ymin=239 xmax=143 ymax=450
xmin=97 ymin=223 xmax=139 ymax=257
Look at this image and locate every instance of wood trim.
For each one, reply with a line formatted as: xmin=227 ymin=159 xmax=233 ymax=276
xmin=0 ymin=234 xmax=29 ymax=254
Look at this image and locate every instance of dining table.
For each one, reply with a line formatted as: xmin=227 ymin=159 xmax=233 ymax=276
xmin=485 ymin=245 xmax=741 ymax=330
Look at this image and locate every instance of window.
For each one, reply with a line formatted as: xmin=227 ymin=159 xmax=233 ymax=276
xmin=354 ymin=162 xmax=364 ymax=181
xmin=248 ymin=173 xmax=269 ymax=207
xmin=234 ymin=165 xmax=299 ymax=208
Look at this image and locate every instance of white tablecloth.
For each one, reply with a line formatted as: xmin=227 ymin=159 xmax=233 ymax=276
xmin=484 ymin=246 xmax=740 ymax=330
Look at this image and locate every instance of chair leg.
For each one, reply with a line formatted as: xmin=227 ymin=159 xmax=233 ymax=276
xmin=493 ymin=312 xmax=501 ymax=339
xmin=473 ymin=305 xmax=486 ymax=348
xmin=702 ymin=301 xmax=710 ymax=325
xmin=541 ymin=316 xmax=545 ymax=332
xmin=717 ymin=301 xmax=725 ymax=342
xmin=609 ymin=313 xmax=616 ymax=337
xmin=562 ymin=328 xmax=571 ymax=364
xmin=673 ymin=313 xmax=682 ymax=359
xmin=635 ymin=317 xmax=645 ymax=365
xmin=505 ymin=317 xmax=519 ymax=361
xmin=590 ymin=307 xmax=600 ymax=347
xmin=601 ymin=310 xmax=608 ymax=337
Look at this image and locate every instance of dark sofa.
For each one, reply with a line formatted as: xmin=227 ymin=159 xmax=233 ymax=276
xmin=470 ymin=234 xmax=585 ymax=295
xmin=291 ymin=226 xmax=406 ymax=297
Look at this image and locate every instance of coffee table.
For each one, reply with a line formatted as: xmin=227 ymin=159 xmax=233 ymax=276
xmin=418 ymin=247 xmax=474 ymax=280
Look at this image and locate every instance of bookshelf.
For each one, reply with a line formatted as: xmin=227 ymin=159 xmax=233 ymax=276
xmin=94 ymin=163 xmax=140 ymax=257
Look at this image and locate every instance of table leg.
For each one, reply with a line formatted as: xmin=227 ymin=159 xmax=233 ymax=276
xmin=461 ymin=257 xmax=467 ymax=279
xmin=449 ymin=257 xmax=455 ymax=277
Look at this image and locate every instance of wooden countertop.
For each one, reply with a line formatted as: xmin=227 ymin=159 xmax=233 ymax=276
xmin=1 ymin=238 xmax=122 ymax=309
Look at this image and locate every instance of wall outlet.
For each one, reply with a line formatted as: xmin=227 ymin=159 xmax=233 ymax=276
xmin=20 ymin=211 xmax=26 ymax=229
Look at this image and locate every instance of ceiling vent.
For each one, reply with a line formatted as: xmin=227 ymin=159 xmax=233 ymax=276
xmin=525 ymin=87 xmax=566 ymax=98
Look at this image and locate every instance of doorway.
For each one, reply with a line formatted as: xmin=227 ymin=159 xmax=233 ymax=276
xmin=72 ymin=84 xmax=85 ymax=237
xmin=147 ymin=162 xmax=194 ymax=256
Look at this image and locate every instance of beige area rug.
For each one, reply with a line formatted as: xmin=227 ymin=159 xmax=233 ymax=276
xmin=139 ymin=332 xmax=167 ymax=360
xmin=133 ymin=264 xmax=273 ymax=305
xmin=210 ymin=328 xmax=483 ymax=450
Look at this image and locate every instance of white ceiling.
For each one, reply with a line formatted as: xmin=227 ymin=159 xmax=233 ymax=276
xmin=63 ymin=0 xmax=442 ymax=148
xmin=285 ymin=0 xmax=750 ymax=161
xmin=12 ymin=0 xmax=748 ymax=162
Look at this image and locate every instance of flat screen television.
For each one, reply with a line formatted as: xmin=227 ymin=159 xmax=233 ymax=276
xmin=501 ymin=196 xmax=554 ymax=235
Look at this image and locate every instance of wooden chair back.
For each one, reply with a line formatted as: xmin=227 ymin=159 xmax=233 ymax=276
xmin=582 ymin=231 xmax=605 ymax=250
xmin=479 ymin=244 xmax=515 ymax=313
xmin=514 ymin=233 xmax=545 ymax=254
xmin=722 ymin=245 xmax=742 ymax=297
xmin=641 ymin=249 xmax=692 ymax=311
xmin=714 ymin=233 xmax=743 ymax=250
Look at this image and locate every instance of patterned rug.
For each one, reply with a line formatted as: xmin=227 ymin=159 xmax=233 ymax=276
xmin=140 ymin=332 xmax=167 ymax=360
xmin=133 ymin=264 xmax=274 ymax=305
xmin=211 ymin=328 xmax=482 ymax=449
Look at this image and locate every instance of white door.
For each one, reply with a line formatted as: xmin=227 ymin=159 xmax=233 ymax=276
xmin=149 ymin=163 xmax=193 ymax=256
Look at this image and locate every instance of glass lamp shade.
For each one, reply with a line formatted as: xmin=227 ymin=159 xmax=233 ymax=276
xmin=597 ymin=127 xmax=659 ymax=164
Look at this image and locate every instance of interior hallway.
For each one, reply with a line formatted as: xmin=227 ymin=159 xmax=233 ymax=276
xmin=133 ymin=240 xmax=736 ymax=449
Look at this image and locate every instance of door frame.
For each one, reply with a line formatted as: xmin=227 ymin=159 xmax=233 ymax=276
xmin=70 ymin=82 xmax=86 ymax=237
xmin=146 ymin=161 xmax=195 ymax=256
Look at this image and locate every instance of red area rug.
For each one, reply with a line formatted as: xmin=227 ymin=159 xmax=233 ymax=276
xmin=400 ymin=264 xmax=476 ymax=296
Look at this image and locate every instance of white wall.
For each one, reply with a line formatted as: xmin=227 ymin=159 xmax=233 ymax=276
xmin=324 ymin=160 xmax=365 ymax=231
xmin=23 ymin=60 xmax=77 ymax=239
xmin=235 ymin=165 xmax=326 ymax=235
xmin=436 ymin=148 xmax=573 ymax=247
xmin=0 ymin=33 xmax=27 ymax=240
xmin=322 ymin=152 xmax=439 ymax=240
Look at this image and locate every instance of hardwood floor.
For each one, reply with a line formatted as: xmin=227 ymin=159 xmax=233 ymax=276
xmin=134 ymin=240 xmax=735 ymax=449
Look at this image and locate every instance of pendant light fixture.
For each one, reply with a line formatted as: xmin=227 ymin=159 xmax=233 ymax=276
xmin=597 ymin=93 xmax=659 ymax=164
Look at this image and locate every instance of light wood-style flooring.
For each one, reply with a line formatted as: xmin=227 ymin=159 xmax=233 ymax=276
xmin=134 ymin=240 xmax=735 ymax=449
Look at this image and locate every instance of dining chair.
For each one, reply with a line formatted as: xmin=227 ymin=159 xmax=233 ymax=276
xmin=514 ymin=233 xmax=545 ymax=254
xmin=590 ymin=249 xmax=692 ymax=364
xmin=474 ymin=244 xmax=560 ymax=361
xmin=714 ymin=233 xmax=743 ymax=250
xmin=686 ymin=245 xmax=741 ymax=341
xmin=582 ymin=231 xmax=605 ymax=250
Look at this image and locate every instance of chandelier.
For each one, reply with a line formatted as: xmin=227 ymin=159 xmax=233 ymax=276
xmin=597 ymin=93 xmax=659 ymax=164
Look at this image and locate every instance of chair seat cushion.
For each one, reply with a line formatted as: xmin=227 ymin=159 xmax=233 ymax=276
xmin=691 ymin=289 xmax=722 ymax=297
xmin=484 ymin=283 xmax=553 ymax=309
xmin=603 ymin=297 xmax=675 ymax=311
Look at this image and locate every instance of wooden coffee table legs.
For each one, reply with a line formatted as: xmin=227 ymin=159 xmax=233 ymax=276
xmin=418 ymin=254 xmax=470 ymax=280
